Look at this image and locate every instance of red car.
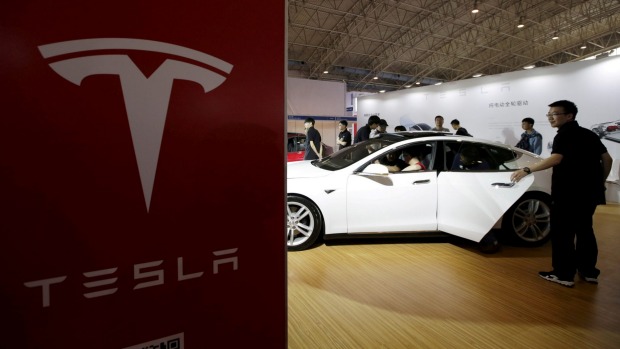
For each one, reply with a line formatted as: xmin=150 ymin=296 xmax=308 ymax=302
xmin=287 ymin=132 xmax=333 ymax=162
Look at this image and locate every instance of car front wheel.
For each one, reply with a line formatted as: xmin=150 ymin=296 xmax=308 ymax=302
xmin=287 ymin=196 xmax=323 ymax=251
xmin=502 ymin=192 xmax=551 ymax=246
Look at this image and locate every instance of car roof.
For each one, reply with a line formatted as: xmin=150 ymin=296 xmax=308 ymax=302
xmin=377 ymin=131 xmax=454 ymax=141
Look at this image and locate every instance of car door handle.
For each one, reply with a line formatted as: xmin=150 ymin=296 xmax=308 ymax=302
xmin=492 ymin=182 xmax=515 ymax=188
xmin=412 ymin=180 xmax=430 ymax=185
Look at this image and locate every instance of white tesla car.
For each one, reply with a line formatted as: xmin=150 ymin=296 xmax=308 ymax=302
xmin=287 ymin=132 xmax=552 ymax=252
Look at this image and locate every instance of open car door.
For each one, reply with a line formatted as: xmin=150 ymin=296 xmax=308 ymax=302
xmin=436 ymin=172 xmax=534 ymax=242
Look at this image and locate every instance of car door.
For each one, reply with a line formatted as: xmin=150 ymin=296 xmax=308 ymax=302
xmin=345 ymin=142 xmax=438 ymax=233
xmin=437 ymin=140 xmax=534 ymax=242
xmin=346 ymin=170 xmax=438 ymax=233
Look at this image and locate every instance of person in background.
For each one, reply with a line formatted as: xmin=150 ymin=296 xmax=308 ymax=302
xmin=451 ymin=119 xmax=472 ymax=136
xmin=371 ymin=119 xmax=389 ymax=138
xmin=511 ymin=100 xmax=612 ymax=288
xmin=431 ymin=115 xmax=450 ymax=132
xmin=394 ymin=125 xmax=407 ymax=132
xmin=515 ymin=117 xmax=543 ymax=155
xmin=303 ymin=117 xmax=322 ymax=161
xmin=336 ymin=120 xmax=352 ymax=150
xmin=354 ymin=114 xmax=380 ymax=143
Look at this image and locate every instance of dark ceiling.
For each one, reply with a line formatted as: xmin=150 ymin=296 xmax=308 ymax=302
xmin=288 ymin=0 xmax=620 ymax=93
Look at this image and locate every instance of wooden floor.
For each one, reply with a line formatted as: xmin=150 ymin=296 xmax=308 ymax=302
xmin=288 ymin=203 xmax=620 ymax=349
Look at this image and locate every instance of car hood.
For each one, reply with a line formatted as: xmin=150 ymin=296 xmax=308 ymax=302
xmin=287 ymin=160 xmax=331 ymax=179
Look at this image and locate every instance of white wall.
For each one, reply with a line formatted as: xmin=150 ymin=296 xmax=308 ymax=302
xmin=287 ymin=77 xmax=347 ymax=149
xmin=358 ymin=56 xmax=620 ymax=201
xmin=287 ymin=77 xmax=345 ymax=116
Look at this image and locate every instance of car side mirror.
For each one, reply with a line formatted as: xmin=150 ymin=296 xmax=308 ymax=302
xmin=361 ymin=163 xmax=389 ymax=176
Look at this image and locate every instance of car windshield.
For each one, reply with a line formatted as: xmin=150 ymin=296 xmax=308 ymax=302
xmin=313 ymin=137 xmax=401 ymax=171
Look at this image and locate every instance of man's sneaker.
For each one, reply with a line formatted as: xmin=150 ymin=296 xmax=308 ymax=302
xmin=578 ymin=273 xmax=599 ymax=284
xmin=539 ymin=271 xmax=575 ymax=287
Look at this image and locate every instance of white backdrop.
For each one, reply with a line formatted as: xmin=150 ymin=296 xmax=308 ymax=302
xmin=287 ymin=77 xmax=346 ymax=116
xmin=358 ymin=56 xmax=620 ymax=161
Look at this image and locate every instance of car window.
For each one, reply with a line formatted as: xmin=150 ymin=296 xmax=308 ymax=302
xmin=287 ymin=135 xmax=306 ymax=152
xmin=313 ymin=138 xmax=399 ymax=171
xmin=445 ymin=141 xmax=519 ymax=171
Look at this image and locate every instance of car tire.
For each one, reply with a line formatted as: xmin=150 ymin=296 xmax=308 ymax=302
xmin=287 ymin=196 xmax=323 ymax=251
xmin=501 ymin=192 xmax=551 ymax=246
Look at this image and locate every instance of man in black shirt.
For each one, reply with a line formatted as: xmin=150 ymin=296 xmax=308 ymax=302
xmin=336 ymin=120 xmax=351 ymax=150
xmin=511 ymin=100 xmax=612 ymax=287
xmin=354 ymin=115 xmax=380 ymax=144
xmin=450 ymin=119 xmax=472 ymax=136
xmin=303 ymin=117 xmax=322 ymax=160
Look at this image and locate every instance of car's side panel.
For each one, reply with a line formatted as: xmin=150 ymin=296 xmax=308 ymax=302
xmin=346 ymin=171 xmax=438 ymax=233
xmin=287 ymin=174 xmax=349 ymax=236
xmin=437 ymin=172 xmax=534 ymax=242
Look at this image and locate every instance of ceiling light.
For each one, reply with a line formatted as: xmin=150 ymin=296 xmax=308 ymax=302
xmin=472 ymin=0 xmax=479 ymax=13
xmin=379 ymin=90 xmax=386 ymax=93
xmin=404 ymin=85 xmax=412 ymax=88
xmin=373 ymin=76 xmax=379 ymax=80
xmin=552 ymin=33 xmax=559 ymax=40
xmin=434 ymin=82 xmax=442 ymax=86
xmin=415 ymin=81 xmax=421 ymax=85
xmin=323 ymin=70 xmax=329 ymax=74
xmin=523 ymin=65 xmax=535 ymax=70
xmin=517 ymin=16 xmax=525 ymax=28
xmin=580 ymin=44 xmax=587 ymax=49
xmin=472 ymin=73 xmax=483 ymax=78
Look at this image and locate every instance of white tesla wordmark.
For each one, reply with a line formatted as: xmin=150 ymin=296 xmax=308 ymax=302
xmin=39 ymin=38 xmax=234 ymax=211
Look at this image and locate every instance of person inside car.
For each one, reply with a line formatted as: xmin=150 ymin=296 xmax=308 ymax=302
xmin=402 ymin=148 xmax=427 ymax=171
xmin=375 ymin=151 xmax=408 ymax=172
xmin=458 ymin=146 xmax=490 ymax=170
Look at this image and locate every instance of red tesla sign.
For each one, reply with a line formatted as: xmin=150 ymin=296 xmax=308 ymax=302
xmin=0 ymin=1 xmax=286 ymax=348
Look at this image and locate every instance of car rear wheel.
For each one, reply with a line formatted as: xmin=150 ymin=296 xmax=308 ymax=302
xmin=287 ymin=196 xmax=323 ymax=251
xmin=501 ymin=192 xmax=551 ymax=246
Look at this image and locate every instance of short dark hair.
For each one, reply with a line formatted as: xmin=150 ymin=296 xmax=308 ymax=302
xmin=450 ymin=119 xmax=460 ymax=125
xmin=304 ymin=117 xmax=315 ymax=125
xmin=435 ymin=115 xmax=444 ymax=120
xmin=339 ymin=120 xmax=348 ymax=126
xmin=379 ymin=119 xmax=389 ymax=126
xmin=368 ymin=115 xmax=381 ymax=126
xmin=394 ymin=125 xmax=406 ymax=131
xmin=548 ymin=100 xmax=578 ymax=118
xmin=522 ymin=117 xmax=535 ymax=125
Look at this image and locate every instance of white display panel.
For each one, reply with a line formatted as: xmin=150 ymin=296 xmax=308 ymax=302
xmin=358 ymin=56 xmax=620 ymax=161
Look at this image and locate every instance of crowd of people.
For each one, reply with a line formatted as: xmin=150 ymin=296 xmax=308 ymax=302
xmin=304 ymin=112 xmax=546 ymax=155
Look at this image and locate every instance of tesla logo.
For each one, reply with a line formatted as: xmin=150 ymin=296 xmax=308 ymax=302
xmin=24 ymin=249 xmax=239 ymax=308
xmin=38 ymin=38 xmax=234 ymax=211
